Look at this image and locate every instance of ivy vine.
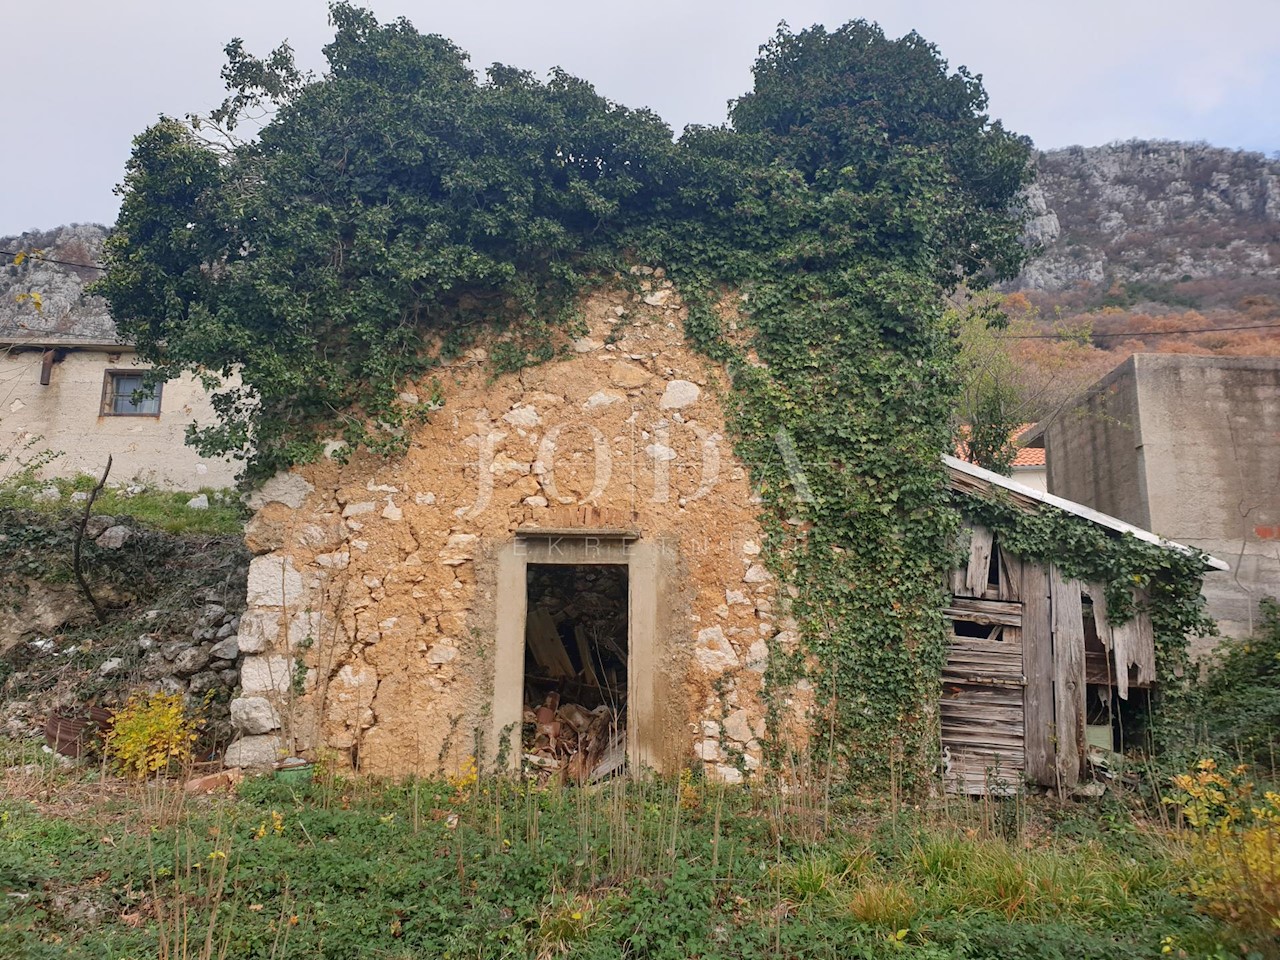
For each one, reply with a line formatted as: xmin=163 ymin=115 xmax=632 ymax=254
xmin=97 ymin=7 xmax=1211 ymax=787
xmin=962 ymin=492 xmax=1216 ymax=720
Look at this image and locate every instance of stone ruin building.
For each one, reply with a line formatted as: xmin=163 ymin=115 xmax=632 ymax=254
xmin=226 ymin=281 xmax=797 ymax=783
xmin=224 ymin=279 xmax=1224 ymax=793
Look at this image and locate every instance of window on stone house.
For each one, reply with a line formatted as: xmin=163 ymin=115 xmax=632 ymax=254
xmin=101 ymin=370 xmax=162 ymax=416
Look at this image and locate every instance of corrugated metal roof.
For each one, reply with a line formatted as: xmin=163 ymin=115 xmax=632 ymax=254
xmin=944 ymin=454 xmax=1229 ymax=571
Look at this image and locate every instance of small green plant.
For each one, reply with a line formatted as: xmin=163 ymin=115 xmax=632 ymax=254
xmin=106 ymin=691 xmax=203 ymax=778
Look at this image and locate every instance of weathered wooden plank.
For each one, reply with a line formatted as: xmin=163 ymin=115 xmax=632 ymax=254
xmin=940 ymin=708 xmax=1026 ymax=725
xmin=942 ymin=742 xmax=1025 ymax=759
xmin=1132 ymin=598 xmax=1156 ymax=686
xmin=965 ymin=525 xmax=994 ymax=597
xmin=1111 ymin=614 xmax=1132 ymax=701
xmin=1086 ymin=584 xmax=1112 ymax=652
xmin=942 ymin=723 xmax=1025 ymax=741
xmin=944 ymin=658 xmax=1023 ymax=673
xmin=1021 ymin=562 xmax=1055 ymax=787
xmin=526 ymin=609 xmax=575 ymax=678
xmin=946 ymin=597 xmax=1023 ymax=626
xmin=1085 ymin=583 xmax=1116 ymax=696
xmin=1109 ymin=589 xmax=1157 ymax=693
xmin=947 ymin=635 xmax=1024 ymax=654
xmin=944 ymin=699 xmax=1025 ymax=713
xmin=1050 ymin=565 xmax=1086 ymax=791
xmin=942 ymin=678 xmax=1024 ymax=695
xmin=945 ymin=656 xmax=1023 ymax=670
xmin=942 ymin=747 xmax=1024 ymax=796
xmin=941 ymin=610 xmax=1027 ymax=796
xmin=999 ymin=549 xmax=1023 ymax=602
xmin=943 ymin=659 xmax=1022 ymax=673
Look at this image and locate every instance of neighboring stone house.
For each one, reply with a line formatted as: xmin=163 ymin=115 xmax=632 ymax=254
xmin=1 ymin=225 xmax=236 ymax=488
xmin=225 ymin=282 xmax=1221 ymax=791
xmin=1036 ymin=354 xmax=1280 ymax=645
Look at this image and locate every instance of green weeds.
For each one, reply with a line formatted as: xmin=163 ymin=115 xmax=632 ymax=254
xmin=0 ymin=473 xmax=245 ymax=536
xmin=0 ymin=754 xmax=1267 ymax=959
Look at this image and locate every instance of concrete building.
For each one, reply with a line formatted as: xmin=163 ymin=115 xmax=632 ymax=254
xmin=1040 ymin=354 xmax=1280 ymax=644
xmin=1 ymin=225 xmax=236 ymax=488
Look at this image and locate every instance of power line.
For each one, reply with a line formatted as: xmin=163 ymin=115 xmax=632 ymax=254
xmin=3 ymin=245 xmax=1280 ymax=342
xmin=1000 ymin=322 xmax=1280 ymax=340
xmin=0 ymin=249 xmax=105 ymax=271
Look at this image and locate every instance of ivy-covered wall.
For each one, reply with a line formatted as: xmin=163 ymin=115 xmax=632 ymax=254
xmin=99 ymin=8 xmax=1056 ymax=786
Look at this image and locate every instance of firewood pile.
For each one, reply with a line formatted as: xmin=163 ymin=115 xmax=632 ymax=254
xmin=523 ymin=692 xmax=625 ymax=783
xmin=521 ymin=566 xmax=628 ymax=783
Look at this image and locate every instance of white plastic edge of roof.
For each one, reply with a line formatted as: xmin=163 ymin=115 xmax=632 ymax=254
xmin=943 ymin=454 xmax=1230 ymax=572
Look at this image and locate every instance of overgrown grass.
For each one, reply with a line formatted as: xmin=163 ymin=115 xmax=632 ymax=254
xmin=0 ymin=472 xmax=245 ymax=535
xmin=0 ymin=745 xmax=1268 ymax=960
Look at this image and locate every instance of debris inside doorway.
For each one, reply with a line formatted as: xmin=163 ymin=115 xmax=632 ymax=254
xmin=522 ymin=564 xmax=627 ymax=782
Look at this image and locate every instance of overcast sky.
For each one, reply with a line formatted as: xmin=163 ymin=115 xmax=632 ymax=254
xmin=3 ymin=0 xmax=1277 ymax=237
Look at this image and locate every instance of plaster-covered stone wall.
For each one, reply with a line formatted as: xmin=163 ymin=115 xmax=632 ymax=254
xmin=0 ymin=348 xmax=236 ymax=488
xmin=227 ymin=282 xmax=806 ymax=780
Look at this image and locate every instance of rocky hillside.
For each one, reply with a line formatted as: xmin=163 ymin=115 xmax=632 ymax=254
xmin=0 ymin=223 xmax=114 ymax=343
xmin=1016 ymin=140 xmax=1280 ymax=296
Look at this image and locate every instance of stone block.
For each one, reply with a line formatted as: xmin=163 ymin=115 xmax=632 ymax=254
xmin=222 ymin=734 xmax=282 ymax=769
xmin=210 ymin=636 xmax=240 ymax=660
xmin=608 ymin=362 xmax=651 ymax=388
xmin=713 ymin=764 xmax=744 ymax=785
xmin=230 ymin=697 xmax=281 ymax=735
xmin=246 ymin=473 xmax=314 ymax=511
xmin=695 ymin=626 xmax=739 ymax=671
xmin=236 ymin=610 xmax=280 ymax=653
xmin=96 ymin=526 xmax=132 ymax=550
xmin=161 ymin=640 xmax=191 ymax=661
xmin=659 ymin=380 xmax=700 ymax=409
xmin=239 ymin=655 xmax=293 ymax=695
xmin=722 ymin=709 xmax=754 ymax=744
xmin=245 ymin=556 xmax=304 ymax=608
xmin=584 ymin=390 xmax=624 ymax=409
xmin=502 ymin=404 xmax=541 ymax=426
xmin=173 ymin=646 xmax=212 ymax=677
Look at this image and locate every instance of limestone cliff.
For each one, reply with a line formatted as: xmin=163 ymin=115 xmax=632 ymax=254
xmin=1015 ymin=141 xmax=1280 ymax=293
xmin=0 ymin=224 xmax=116 ymax=344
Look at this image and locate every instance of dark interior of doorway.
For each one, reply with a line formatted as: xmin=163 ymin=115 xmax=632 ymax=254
xmin=523 ymin=563 xmax=628 ymax=781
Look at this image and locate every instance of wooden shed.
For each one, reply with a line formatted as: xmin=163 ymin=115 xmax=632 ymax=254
xmin=940 ymin=456 xmax=1227 ymax=796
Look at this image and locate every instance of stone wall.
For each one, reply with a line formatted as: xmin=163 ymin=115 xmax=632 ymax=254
xmin=227 ymin=281 xmax=806 ymax=780
xmin=0 ymin=510 xmax=249 ymax=745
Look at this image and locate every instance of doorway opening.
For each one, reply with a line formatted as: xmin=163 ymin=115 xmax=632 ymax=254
xmin=523 ymin=563 xmax=628 ymax=781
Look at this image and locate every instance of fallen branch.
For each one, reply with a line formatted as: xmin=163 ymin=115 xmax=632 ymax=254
xmin=73 ymin=455 xmax=112 ymax=623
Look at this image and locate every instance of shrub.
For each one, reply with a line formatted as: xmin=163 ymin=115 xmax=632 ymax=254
xmin=105 ymin=691 xmax=202 ymax=778
xmin=1165 ymin=758 xmax=1280 ymax=941
xmin=1199 ymin=597 xmax=1280 ymax=768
